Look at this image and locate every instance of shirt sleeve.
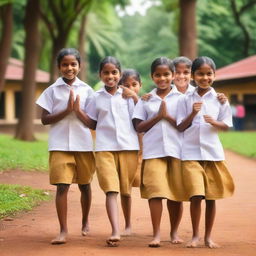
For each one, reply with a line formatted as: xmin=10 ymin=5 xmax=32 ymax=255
xmin=85 ymin=93 xmax=98 ymax=121
xmin=84 ymin=87 xmax=95 ymax=110
xmin=36 ymin=87 xmax=53 ymax=113
xmin=132 ymin=99 xmax=147 ymax=121
xmin=176 ymin=95 xmax=187 ymax=125
xmin=218 ymin=102 xmax=233 ymax=127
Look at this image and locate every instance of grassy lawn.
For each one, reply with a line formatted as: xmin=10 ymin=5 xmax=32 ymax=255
xmin=0 ymin=184 xmax=51 ymax=219
xmin=220 ymin=131 xmax=256 ymax=158
xmin=0 ymin=134 xmax=48 ymax=172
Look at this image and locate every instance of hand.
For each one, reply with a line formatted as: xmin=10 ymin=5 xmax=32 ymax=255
xmin=192 ymin=102 xmax=202 ymax=114
xmin=120 ymin=85 xmax=137 ymax=99
xmin=67 ymin=90 xmax=74 ymax=113
xmin=158 ymin=100 xmax=167 ymax=119
xmin=217 ymin=93 xmax=227 ymax=105
xmin=74 ymin=94 xmax=80 ymax=113
xmin=141 ymin=93 xmax=152 ymax=101
xmin=203 ymin=115 xmax=215 ymax=125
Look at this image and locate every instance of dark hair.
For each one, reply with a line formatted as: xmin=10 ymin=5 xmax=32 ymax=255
xmin=99 ymin=56 xmax=121 ymax=73
xmin=191 ymin=56 xmax=216 ymax=75
xmin=118 ymin=69 xmax=141 ymax=85
xmin=173 ymin=56 xmax=192 ymax=69
xmin=56 ymin=48 xmax=81 ymax=67
xmin=151 ymin=57 xmax=175 ymax=76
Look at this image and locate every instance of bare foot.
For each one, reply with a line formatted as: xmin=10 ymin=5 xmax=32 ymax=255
xmin=186 ymin=237 xmax=200 ymax=248
xmin=81 ymin=225 xmax=89 ymax=236
xmin=205 ymin=239 xmax=220 ymax=249
xmin=121 ymin=227 xmax=132 ymax=237
xmin=170 ymin=232 xmax=183 ymax=244
xmin=106 ymin=235 xmax=120 ymax=247
xmin=51 ymin=232 xmax=67 ymax=245
xmin=148 ymin=238 xmax=161 ymax=248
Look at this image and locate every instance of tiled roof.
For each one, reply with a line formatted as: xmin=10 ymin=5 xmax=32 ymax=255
xmin=215 ymin=55 xmax=256 ymax=81
xmin=5 ymin=58 xmax=50 ymax=83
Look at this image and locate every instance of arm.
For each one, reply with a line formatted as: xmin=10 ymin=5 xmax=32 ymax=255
xmin=133 ymin=101 xmax=165 ymax=133
xmin=41 ymin=90 xmax=74 ymax=125
xmin=74 ymin=95 xmax=97 ymax=130
xmin=203 ymin=115 xmax=229 ymax=131
xmin=177 ymin=102 xmax=202 ymax=132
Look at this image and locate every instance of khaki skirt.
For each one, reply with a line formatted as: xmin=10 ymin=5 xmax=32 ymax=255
xmin=182 ymin=160 xmax=235 ymax=200
xmin=140 ymin=157 xmax=187 ymax=201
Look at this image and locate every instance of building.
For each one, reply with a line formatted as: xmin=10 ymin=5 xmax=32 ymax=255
xmin=0 ymin=58 xmax=49 ymax=130
xmin=215 ymin=55 xmax=256 ymax=130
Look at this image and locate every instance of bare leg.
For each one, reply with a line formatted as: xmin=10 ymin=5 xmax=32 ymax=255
xmin=51 ymin=184 xmax=70 ymax=244
xmin=167 ymin=200 xmax=183 ymax=244
xmin=121 ymin=195 xmax=132 ymax=236
xmin=186 ymin=196 xmax=203 ymax=248
xmin=78 ymin=184 xmax=91 ymax=236
xmin=106 ymin=192 xmax=120 ymax=246
xmin=148 ymin=198 xmax=162 ymax=247
xmin=205 ymin=200 xmax=219 ymax=248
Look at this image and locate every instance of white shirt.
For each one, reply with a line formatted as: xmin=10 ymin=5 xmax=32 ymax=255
xmin=176 ymin=87 xmax=232 ymax=161
xmin=132 ymin=87 xmax=182 ymax=159
xmin=36 ymin=77 xmax=94 ymax=151
xmin=86 ymin=87 xmax=139 ymax=151
xmin=173 ymin=83 xmax=195 ymax=95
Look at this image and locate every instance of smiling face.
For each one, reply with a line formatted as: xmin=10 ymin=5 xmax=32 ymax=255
xmin=99 ymin=63 xmax=121 ymax=91
xmin=174 ymin=63 xmax=191 ymax=90
xmin=151 ymin=64 xmax=173 ymax=91
xmin=123 ymin=76 xmax=141 ymax=95
xmin=192 ymin=63 xmax=215 ymax=93
xmin=59 ymin=55 xmax=80 ymax=84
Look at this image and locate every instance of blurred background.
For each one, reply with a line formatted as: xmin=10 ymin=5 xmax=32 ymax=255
xmin=0 ymin=0 xmax=256 ymax=140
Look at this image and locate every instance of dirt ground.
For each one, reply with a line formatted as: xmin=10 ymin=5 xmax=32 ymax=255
xmin=0 ymin=150 xmax=256 ymax=256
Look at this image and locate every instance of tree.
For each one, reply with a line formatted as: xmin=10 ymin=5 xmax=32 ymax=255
xmin=15 ymin=0 xmax=41 ymax=141
xmin=179 ymin=0 xmax=197 ymax=59
xmin=0 ymin=2 xmax=13 ymax=94
xmin=229 ymin=0 xmax=256 ymax=56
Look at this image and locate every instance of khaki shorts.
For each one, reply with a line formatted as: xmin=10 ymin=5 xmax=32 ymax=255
xmin=182 ymin=160 xmax=235 ymax=200
xmin=141 ymin=157 xmax=186 ymax=201
xmin=95 ymin=151 xmax=138 ymax=195
xmin=49 ymin=151 xmax=95 ymax=185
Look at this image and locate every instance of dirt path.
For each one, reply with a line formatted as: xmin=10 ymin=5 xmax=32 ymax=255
xmin=0 ymin=150 xmax=256 ymax=256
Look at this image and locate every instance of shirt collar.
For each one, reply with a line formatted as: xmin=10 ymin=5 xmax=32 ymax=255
xmin=194 ymin=86 xmax=217 ymax=97
xmin=150 ymin=85 xmax=180 ymax=99
xmin=98 ymin=86 xmax=122 ymax=95
xmin=54 ymin=77 xmax=83 ymax=87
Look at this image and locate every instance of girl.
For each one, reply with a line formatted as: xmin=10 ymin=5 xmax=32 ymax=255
xmin=132 ymin=57 xmax=186 ymax=247
xmin=119 ymin=69 xmax=142 ymax=188
xmin=86 ymin=57 xmax=139 ymax=246
xmin=177 ymin=56 xmax=235 ymax=248
xmin=36 ymin=48 xmax=96 ymax=244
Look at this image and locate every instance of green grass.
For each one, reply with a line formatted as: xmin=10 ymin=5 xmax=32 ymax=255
xmin=220 ymin=131 xmax=256 ymax=158
xmin=0 ymin=184 xmax=51 ymax=219
xmin=0 ymin=134 xmax=48 ymax=172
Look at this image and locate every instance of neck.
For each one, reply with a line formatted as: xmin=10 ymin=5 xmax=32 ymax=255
xmin=156 ymin=87 xmax=171 ymax=99
xmin=197 ymin=87 xmax=211 ymax=97
xmin=63 ymin=77 xmax=75 ymax=86
xmin=105 ymin=85 xmax=118 ymax=95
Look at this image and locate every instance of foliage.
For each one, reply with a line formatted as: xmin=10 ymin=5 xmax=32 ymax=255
xmin=0 ymin=134 xmax=48 ymax=171
xmin=220 ymin=131 xmax=256 ymax=158
xmin=0 ymin=184 xmax=51 ymax=219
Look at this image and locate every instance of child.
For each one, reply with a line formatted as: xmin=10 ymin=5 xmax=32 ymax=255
xmin=36 ymin=48 xmax=96 ymax=244
xmin=176 ymin=56 xmax=235 ymax=248
xmin=119 ymin=69 xmax=142 ymax=186
xmin=132 ymin=57 xmax=187 ymax=247
xmin=86 ymin=57 xmax=139 ymax=246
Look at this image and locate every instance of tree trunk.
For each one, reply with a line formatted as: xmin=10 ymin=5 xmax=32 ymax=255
xmin=179 ymin=0 xmax=197 ymax=60
xmin=15 ymin=0 xmax=41 ymax=141
xmin=78 ymin=14 xmax=88 ymax=82
xmin=0 ymin=3 xmax=13 ymax=95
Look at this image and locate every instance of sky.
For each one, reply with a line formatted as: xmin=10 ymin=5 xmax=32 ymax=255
xmin=116 ymin=0 xmax=160 ymax=16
